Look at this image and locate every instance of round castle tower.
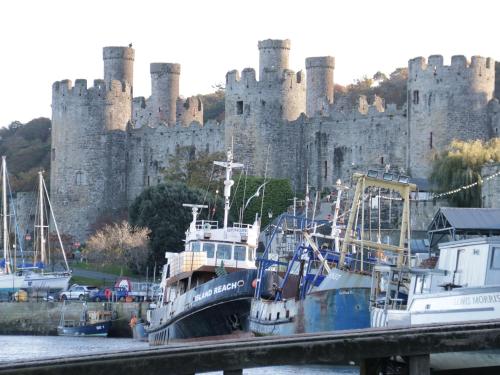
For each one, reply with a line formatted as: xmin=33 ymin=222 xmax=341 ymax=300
xmin=103 ymin=47 xmax=135 ymax=89
xmin=306 ymin=56 xmax=335 ymax=117
xmin=407 ymin=55 xmax=495 ymax=178
xmin=50 ymin=47 xmax=134 ymax=240
xmin=150 ymin=63 xmax=180 ymax=125
xmin=258 ymin=39 xmax=290 ymax=81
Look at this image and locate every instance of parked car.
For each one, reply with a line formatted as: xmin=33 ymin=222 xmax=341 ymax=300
xmin=60 ymin=284 xmax=99 ymax=301
xmin=90 ymin=286 xmax=128 ymax=302
xmin=115 ymin=277 xmax=160 ymax=302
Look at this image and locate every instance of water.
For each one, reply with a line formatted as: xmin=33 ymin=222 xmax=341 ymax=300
xmin=0 ymin=336 xmax=359 ymax=374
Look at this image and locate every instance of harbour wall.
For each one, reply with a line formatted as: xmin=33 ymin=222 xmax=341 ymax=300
xmin=0 ymin=301 xmax=148 ymax=337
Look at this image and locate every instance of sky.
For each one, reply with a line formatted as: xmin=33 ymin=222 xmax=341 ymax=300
xmin=1 ymin=0 xmax=500 ymax=126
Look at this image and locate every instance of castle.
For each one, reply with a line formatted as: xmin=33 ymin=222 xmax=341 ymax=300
xmin=50 ymin=39 xmax=500 ymax=241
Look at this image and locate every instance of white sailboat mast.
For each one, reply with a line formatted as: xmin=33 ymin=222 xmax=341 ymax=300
xmin=38 ymin=171 xmax=46 ymax=266
xmin=2 ymin=156 xmax=8 ymax=273
xmin=214 ymin=150 xmax=243 ymax=229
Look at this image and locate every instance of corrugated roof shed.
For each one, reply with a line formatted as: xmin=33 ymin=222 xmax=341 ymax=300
xmin=438 ymin=207 xmax=500 ymax=230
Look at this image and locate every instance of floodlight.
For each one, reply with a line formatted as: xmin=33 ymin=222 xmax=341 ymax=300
xmin=382 ymin=173 xmax=394 ymax=181
xmin=398 ymin=175 xmax=409 ymax=184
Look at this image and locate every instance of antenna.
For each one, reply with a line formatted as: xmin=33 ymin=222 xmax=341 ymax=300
xmin=214 ymin=150 xmax=243 ymax=229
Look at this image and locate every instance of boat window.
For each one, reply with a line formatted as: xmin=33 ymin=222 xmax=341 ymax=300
xmin=414 ymin=274 xmax=431 ymax=294
xmin=234 ymin=246 xmax=246 ymax=261
xmin=248 ymin=248 xmax=254 ymax=261
xmin=191 ymin=242 xmax=201 ymax=252
xmin=217 ymin=244 xmax=232 ymax=260
xmin=203 ymin=243 xmax=215 ymax=258
xmin=491 ymin=247 xmax=500 ymax=269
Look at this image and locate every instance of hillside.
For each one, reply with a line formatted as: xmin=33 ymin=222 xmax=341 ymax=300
xmin=0 ymin=118 xmax=51 ymax=192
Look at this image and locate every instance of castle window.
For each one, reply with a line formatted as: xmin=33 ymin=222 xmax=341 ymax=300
xmin=430 ymin=132 xmax=433 ymax=149
xmin=261 ymin=100 xmax=266 ymax=107
xmin=236 ymin=101 xmax=243 ymax=115
xmin=75 ymin=172 xmax=83 ymax=186
xmin=380 ymin=157 xmax=384 ymax=165
xmin=147 ymin=176 xmax=150 ymax=186
xmin=324 ymin=161 xmax=328 ymax=180
xmin=413 ymin=90 xmax=419 ymax=105
xmin=51 ymin=148 xmax=55 ymax=161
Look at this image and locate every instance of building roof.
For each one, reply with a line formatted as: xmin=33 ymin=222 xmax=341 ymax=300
xmin=437 ymin=207 xmax=500 ymax=230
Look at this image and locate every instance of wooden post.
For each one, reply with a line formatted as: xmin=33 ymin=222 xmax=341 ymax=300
xmin=409 ymin=354 xmax=430 ymax=375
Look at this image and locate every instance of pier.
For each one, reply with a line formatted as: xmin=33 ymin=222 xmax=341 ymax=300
xmin=1 ymin=320 xmax=500 ymax=374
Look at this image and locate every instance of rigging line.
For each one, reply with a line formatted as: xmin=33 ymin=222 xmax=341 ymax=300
xmin=200 ymin=163 xmax=215 ymax=218
xmin=240 ymin=168 xmax=248 ymax=223
xmin=6 ymin=170 xmax=25 ymax=264
xmin=229 ymin=168 xmax=244 ymax=210
xmin=260 ymin=144 xmax=271 ymax=221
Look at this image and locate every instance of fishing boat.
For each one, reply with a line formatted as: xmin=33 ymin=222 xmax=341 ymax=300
xmin=57 ymin=302 xmax=113 ymax=337
xmin=20 ymin=171 xmax=71 ymax=291
xmin=249 ymin=172 xmax=416 ymax=336
xmin=146 ymin=150 xmax=266 ymax=345
xmin=0 ymin=156 xmax=25 ymax=293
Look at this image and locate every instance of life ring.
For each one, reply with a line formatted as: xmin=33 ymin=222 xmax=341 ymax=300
xmin=104 ymin=288 xmax=112 ymax=300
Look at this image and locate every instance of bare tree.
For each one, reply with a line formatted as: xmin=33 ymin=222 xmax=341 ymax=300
xmin=84 ymin=221 xmax=151 ymax=273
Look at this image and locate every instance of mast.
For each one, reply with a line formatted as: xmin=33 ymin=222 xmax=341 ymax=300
xmin=2 ymin=156 xmax=8 ymax=273
xmin=214 ymin=150 xmax=243 ymax=229
xmin=38 ymin=171 xmax=46 ymax=266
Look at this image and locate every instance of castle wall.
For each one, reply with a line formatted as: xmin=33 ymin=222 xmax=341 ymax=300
xmin=50 ymin=79 xmax=131 ymax=240
xmin=305 ymin=104 xmax=408 ymax=191
xmin=408 ymin=55 xmax=495 ymax=178
xmin=126 ymin=121 xmax=224 ymax=203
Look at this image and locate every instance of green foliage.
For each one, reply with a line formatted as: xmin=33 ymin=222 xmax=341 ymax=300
xmin=163 ymin=146 xmax=225 ymax=192
xmin=430 ymin=139 xmax=500 ymax=207
xmin=129 ymin=182 xmax=222 ymax=263
xmin=0 ymin=118 xmax=51 ymax=192
xmin=335 ymin=67 xmax=408 ymax=108
xmin=230 ymin=175 xmax=294 ymax=228
xmin=198 ymin=86 xmax=225 ymax=123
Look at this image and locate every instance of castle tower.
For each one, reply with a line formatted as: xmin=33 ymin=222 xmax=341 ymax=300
xmin=407 ymin=55 xmax=495 ymax=178
xmin=150 ymin=63 xmax=180 ymax=125
xmin=306 ymin=56 xmax=335 ymax=117
xmin=103 ymin=47 xmax=135 ymax=88
xmin=225 ymin=39 xmax=305 ymax=177
xmin=51 ymin=49 xmax=133 ymax=240
xmin=258 ymin=39 xmax=290 ymax=80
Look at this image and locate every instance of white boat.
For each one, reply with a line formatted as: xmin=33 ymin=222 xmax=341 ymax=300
xmin=20 ymin=171 xmax=71 ymax=291
xmin=371 ymin=236 xmax=500 ymax=327
xmin=146 ymin=150 xmax=262 ymax=345
xmin=370 ymin=236 xmax=500 ymax=372
xmin=0 ymin=156 xmax=24 ymax=292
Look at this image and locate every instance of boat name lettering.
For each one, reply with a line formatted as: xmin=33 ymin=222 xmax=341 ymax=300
xmin=193 ymin=280 xmax=245 ymax=303
xmin=454 ymin=294 xmax=500 ymax=305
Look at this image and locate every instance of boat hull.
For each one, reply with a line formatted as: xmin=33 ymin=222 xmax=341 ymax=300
xmin=0 ymin=274 xmax=25 ymax=292
xmin=147 ymin=269 xmax=257 ymax=345
xmin=57 ymin=320 xmax=111 ymax=337
xmin=249 ymin=287 xmax=370 ymax=336
xmin=23 ymin=273 xmax=71 ymax=291
xmin=249 ymin=268 xmax=372 ymax=336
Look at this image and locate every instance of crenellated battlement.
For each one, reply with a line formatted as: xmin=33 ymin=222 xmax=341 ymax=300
xmin=52 ymin=78 xmax=132 ymax=99
xmin=150 ymin=63 xmax=181 ymax=75
xmin=408 ymin=55 xmax=495 ymax=79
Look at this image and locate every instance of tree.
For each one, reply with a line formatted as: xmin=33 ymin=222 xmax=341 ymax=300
xmin=163 ymin=147 xmax=225 ymax=192
xmin=430 ymin=139 xmax=500 ymax=207
xmin=129 ymin=182 xmax=223 ymax=264
xmin=198 ymin=85 xmax=225 ymax=123
xmin=230 ymin=175 xmax=294 ymax=228
xmin=83 ymin=221 xmax=151 ymax=274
